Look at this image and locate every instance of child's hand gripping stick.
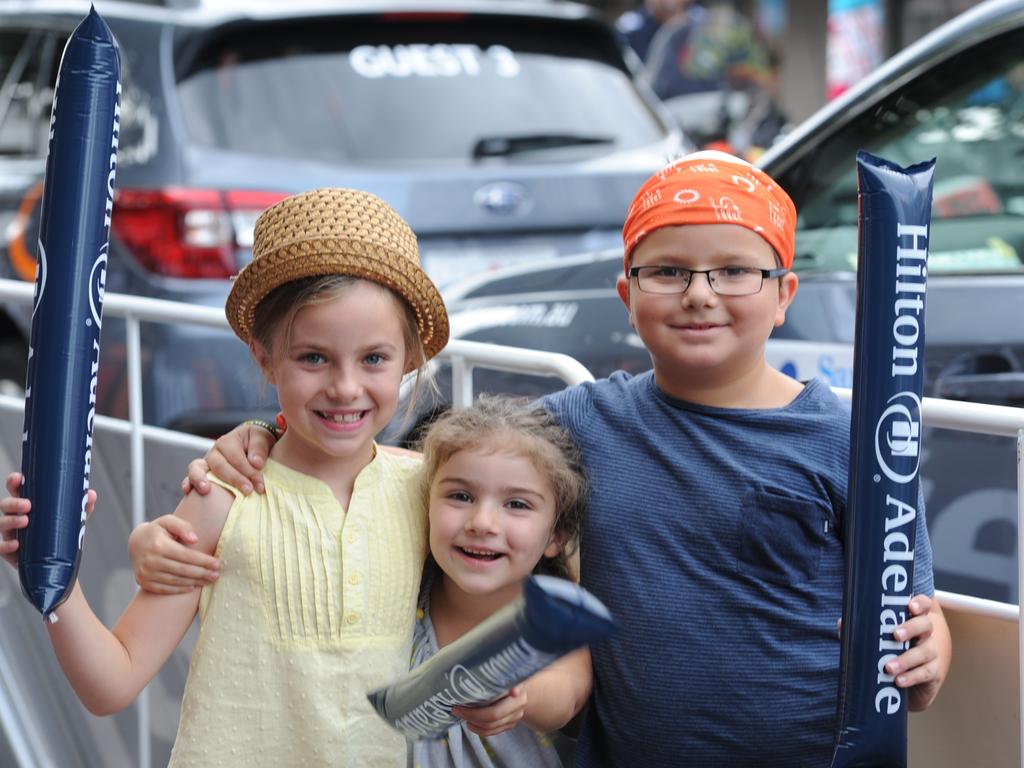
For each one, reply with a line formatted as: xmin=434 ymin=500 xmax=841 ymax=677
xmin=18 ymin=8 xmax=120 ymax=619
xmin=831 ymin=151 xmax=934 ymax=768
xmin=368 ymin=575 xmax=615 ymax=740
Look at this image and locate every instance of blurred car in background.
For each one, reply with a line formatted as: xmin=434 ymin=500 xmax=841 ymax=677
xmin=440 ymin=0 xmax=1024 ymax=602
xmin=0 ymin=0 xmax=682 ymax=434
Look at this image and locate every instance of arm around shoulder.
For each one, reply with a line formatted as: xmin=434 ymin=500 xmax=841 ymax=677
xmin=202 ymin=422 xmax=277 ymax=494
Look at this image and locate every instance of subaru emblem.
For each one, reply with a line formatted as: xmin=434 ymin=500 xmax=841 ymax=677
xmin=474 ymin=182 xmax=530 ymax=216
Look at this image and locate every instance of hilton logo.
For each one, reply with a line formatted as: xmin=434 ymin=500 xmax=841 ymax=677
xmin=874 ymin=391 xmax=922 ymax=484
xmin=89 ymin=246 xmax=107 ymax=330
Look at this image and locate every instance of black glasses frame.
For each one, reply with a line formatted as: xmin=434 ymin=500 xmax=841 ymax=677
xmin=627 ymin=266 xmax=789 ymax=296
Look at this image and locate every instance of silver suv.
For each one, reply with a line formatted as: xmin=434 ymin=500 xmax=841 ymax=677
xmin=0 ymin=0 xmax=682 ymax=434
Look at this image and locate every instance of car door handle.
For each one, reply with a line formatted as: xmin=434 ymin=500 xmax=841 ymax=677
xmin=933 ymin=372 xmax=1024 ymax=405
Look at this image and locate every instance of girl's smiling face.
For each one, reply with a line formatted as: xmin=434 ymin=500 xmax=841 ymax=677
xmin=254 ymin=280 xmax=408 ymax=474
xmin=428 ymin=441 xmax=562 ymax=609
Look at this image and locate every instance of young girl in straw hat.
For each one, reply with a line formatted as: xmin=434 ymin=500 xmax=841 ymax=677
xmin=1 ymin=188 xmax=452 ymax=766
xmin=1 ymin=188 xmax=594 ymax=767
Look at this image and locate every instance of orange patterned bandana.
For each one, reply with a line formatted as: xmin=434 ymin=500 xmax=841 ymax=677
xmin=622 ymin=150 xmax=796 ymax=270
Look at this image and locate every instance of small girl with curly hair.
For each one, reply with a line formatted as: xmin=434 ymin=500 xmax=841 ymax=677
xmin=411 ymin=395 xmax=591 ymax=767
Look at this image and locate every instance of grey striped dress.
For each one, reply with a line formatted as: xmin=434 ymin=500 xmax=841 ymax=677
xmin=408 ymin=568 xmax=574 ymax=768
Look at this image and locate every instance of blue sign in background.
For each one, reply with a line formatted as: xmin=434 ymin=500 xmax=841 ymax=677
xmin=18 ymin=8 xmax=120 ymax=619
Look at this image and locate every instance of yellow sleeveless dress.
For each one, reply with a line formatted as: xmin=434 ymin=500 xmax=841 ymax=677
xmin=167 ymin=450 xmax=426 ymax=767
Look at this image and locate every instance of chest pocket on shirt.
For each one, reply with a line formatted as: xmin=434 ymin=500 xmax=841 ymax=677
xmin=737 ymin=490 xmax=833 ymax=587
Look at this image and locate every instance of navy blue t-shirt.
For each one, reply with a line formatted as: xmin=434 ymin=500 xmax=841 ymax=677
xmin=543 ymin=372 xmax=934 ymax=768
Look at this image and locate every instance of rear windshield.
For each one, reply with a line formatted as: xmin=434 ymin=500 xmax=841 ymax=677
xmin=174 ymin=14 xmax=667 ymax=165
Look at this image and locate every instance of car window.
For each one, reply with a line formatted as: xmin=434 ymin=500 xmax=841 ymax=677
xmin=0 ymin=29 xmax=62 ymax=157
xmin=174 ymin=14 xmax=667 ymax=165
xmin=778 ymin=27 xmax=1024 ymax=276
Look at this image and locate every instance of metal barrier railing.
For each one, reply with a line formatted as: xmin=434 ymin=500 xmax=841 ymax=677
xmin=1 ymin=276 xmax=1023 ymax=765
xmin=827 ymin=389 xmax=1024 ymax=763
xmin=829 ymin=388 xmax=1024 ymax=767
xmin=0 ymin=277 xmax=593 ymax=768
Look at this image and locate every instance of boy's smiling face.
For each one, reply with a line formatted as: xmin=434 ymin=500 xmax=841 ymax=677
xmin=617 ymin=223 xmax=798 ymax=400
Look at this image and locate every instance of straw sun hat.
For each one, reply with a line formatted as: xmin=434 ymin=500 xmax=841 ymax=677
xmin=226 ymin=188 xmax=449 ymax=361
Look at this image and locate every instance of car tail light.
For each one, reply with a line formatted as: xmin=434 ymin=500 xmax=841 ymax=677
xmin=112 ymin=188 xmax=288 ymax=278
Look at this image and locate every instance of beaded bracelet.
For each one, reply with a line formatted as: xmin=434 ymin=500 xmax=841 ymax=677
xmin=243 ymin=418 xmax=281 ymax=439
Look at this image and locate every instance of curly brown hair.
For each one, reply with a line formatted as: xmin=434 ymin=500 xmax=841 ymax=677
xmin=418 ymin=395 xmax=587 ymax=581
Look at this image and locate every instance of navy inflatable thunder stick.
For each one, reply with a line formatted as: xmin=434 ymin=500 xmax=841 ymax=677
xmin=368 ymin=575 xmax=615 ymax=739
xmin=18 ymin=7 xmax=120 ymax=620
xmin=831 ymin=152 xmax=934 ymax=767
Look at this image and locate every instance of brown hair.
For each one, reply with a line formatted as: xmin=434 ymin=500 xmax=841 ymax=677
xmin=418 ymin=395 xmax=587 ymax=580
xmin=249 ymin=275 xmax=433 ymax=425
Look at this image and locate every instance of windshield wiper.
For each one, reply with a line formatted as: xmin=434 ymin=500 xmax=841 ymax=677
xmin=471 ymin=133 xmax=614 ymax=159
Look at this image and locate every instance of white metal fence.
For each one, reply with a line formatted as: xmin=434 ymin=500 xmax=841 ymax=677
xmin=0 ymin=278 xmax=594 ymax=768
xmin=0 ymin=277 xmax=1023 ymax=766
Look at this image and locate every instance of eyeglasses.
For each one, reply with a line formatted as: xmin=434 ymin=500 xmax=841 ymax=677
xmin=627 ymin=265 xmax=789 ymax=296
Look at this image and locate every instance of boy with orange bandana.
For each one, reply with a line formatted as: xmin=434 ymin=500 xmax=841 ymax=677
xmin=550 ymin=150 xmax=949 ymax=766
xmin=114 ymin=152 xmax=952 ymax=767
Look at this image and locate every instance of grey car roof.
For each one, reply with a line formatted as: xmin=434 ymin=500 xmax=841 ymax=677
xmin=1 ymin=0 xmax=598 ymax=25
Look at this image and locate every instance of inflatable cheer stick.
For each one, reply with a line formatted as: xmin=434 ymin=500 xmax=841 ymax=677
xmin=18 ymin=7 xmax=120 ymax=620
xmin=831 ymin=152 xmax=934 ymax=767
xmin=368 ymin=575 xmax=615 ymax=740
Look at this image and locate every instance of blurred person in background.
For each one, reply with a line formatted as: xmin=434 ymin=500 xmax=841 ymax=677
xmin=616 ymin=0 xmax=693 ymax=63
xmin=617 ymin=0 xmax=789 ymax=158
